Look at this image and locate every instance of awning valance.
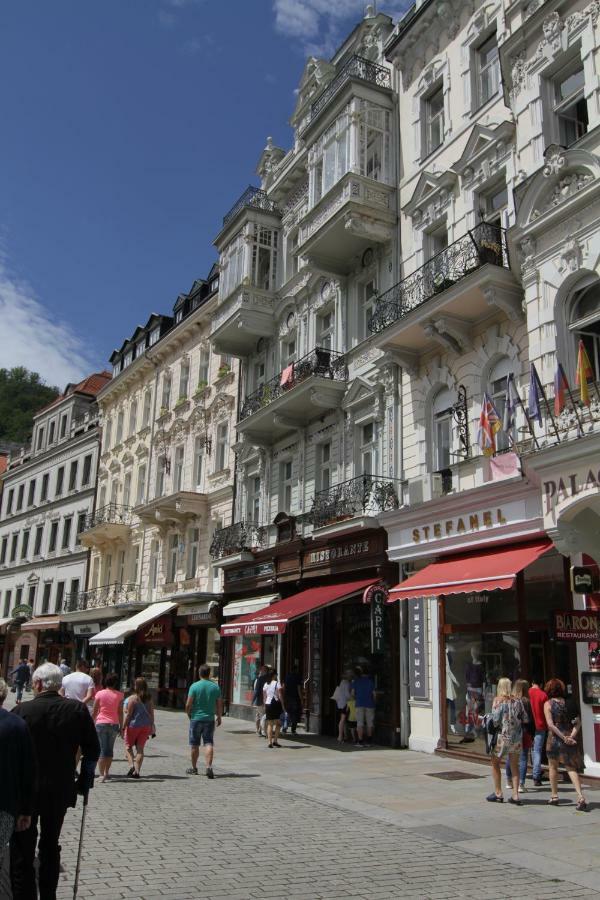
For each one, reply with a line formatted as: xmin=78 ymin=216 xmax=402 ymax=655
xmin=389 ymin=539 xmax=552 ymax=601
xmin=222 ymin=594 xmax=280 ymax=619
xmin=21 ymin=616 xmax=61 ymax=632
xmin=89 ymin=601 xmax=176 ymax=646
xmin=221 ymin=578 xmax=377 ymax=636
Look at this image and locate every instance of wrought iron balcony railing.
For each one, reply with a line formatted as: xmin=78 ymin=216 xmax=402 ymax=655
xmin=63 ymin=582 xmax=140 ymax=613
xmin=239 ymin=347 xmax=347 ymax=422
xmin=222 ymin=186 xmax=280 ymax=228
xmin=83 ymin=502 xmax=134 ymax=532
xmin=209 ymin=521 xmax=267 ymax=560
xmin=368 ymin=222 xmax=509 ymax=334
xmin=308 ymin=55 xmax=391 ymax=124
xmin=311 ymin=475 xmax=403 ymax=529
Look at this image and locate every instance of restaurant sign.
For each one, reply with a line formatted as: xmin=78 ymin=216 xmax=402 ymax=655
xmin=305 ymin=539 xmax=373 ymax=567
xmin=552 ymin=609 xmax=600 ymax=641
xmin=368 ymin=586 xmax=387 ymax=654
xmin=136 ymin=615 xmax=174 ymax=646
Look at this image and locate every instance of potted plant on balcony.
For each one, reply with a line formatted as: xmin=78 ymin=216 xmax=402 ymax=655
xmin=432 ymin=269 xmax=455 ymax=294
xmin=175 ymin=396 xmax=188 ymax=410
xmin=478 ymin=239 xmax=502 ymax=266
xmin=158 ymin=405 xmax=170 ymax=418
xmin=259 ymin=385 xmax=272 ymax=407
xmin=194 ymin=380 xmax=208 ymax=399
xmin=217 ymin=363 xmax=231 ymax=379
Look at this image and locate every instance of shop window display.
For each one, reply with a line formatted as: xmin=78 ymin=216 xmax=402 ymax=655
xmin=232 ymin=633 xmax=261 ymax=704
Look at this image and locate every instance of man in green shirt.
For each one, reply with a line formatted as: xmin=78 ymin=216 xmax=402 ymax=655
xmin=185 ymin=664 xmax=223 ymax=779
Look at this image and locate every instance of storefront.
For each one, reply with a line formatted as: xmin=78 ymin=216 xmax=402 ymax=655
xmin=18 ymin=614 xmax=73 ymax=668
xmin=218 ymin=526 xmax=399 ymax=743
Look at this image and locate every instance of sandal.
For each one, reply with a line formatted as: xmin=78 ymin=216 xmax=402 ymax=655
xmin=576 ymin=797 xmax=588 ymax=811
xmin=272 ymin=742 xmax=281 ymax=748
xmin=486 ymin=793 xmax=503 ymax=802
xmin=508 ymin=797 xmax=522 ymax=806
xmin=548 ymin=797 xmax=559 ymax=806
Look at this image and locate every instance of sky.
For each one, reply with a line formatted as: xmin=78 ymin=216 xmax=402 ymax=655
xmin=0 ymin=0 xmax=409 ymax=388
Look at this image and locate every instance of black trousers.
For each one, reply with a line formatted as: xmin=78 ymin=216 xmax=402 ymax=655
xmin=10 ymin=796 xmax=67 ymax=900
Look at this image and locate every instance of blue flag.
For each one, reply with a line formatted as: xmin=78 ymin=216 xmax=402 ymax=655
xmin=528 ymin=363 xmax=543 ymax=426
xmin=502 ymin=374 xmax=518 ymax=440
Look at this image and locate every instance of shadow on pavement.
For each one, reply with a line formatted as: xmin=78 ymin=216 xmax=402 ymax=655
xmin=214 ymin=773 xmax=261 ymax=779
xmin=281 ymin=734 xmax=387 ymax=752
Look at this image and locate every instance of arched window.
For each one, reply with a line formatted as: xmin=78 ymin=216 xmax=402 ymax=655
xmin=488 ymin=357 xmax=511 ymax=452
xmin=432 ymin=388 xmax=454 ymax=471
xmin=569 ymin=281 xmax=600 ymax=380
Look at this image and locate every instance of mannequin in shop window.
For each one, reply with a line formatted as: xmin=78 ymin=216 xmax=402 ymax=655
xmin=445 ymin=648 xmax=459 ymax=735
xmin=462 ymin=646 xmax=484 ymax=743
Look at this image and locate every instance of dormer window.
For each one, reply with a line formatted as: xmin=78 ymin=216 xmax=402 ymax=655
xmin=136 ymin=340 xmax=145 ymax=358
xmin=112 ymin=361 xmax=121 ymax=378
xmin=149 ymin=327 xmax=160 ymax=347
xmin=175 ymin=310 xmax=183 ymax=324
xmin=211 ymin=278 xmax=219 ymax=292
xmin=123 ymin=350 xmax=133 ymax=368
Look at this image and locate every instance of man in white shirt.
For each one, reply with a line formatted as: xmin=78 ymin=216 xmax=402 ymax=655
xmin=59 ymin=660 xmax=94 ymax=705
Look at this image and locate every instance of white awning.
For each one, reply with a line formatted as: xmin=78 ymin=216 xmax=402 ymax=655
xmin=222 ymin=594 xmax=279 ymax=618
xmin=89 ymin=601 xmax=176 ymax=646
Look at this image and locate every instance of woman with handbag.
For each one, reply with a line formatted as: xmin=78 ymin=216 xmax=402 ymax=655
xmin=505 ymin=679 xmax=533 ymax=793
xmin=486 ymin=677 xmax=527 ymax=805
xmin=263 ymin=669 xmax=284 ymax=748
xmin=544 ymin=678 xmax=587 ymax=810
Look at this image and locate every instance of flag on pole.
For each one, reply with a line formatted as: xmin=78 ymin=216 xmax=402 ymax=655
xmin=528 ymin=362 xmax=544 ymax=426
xmin=478 ymin=392 xmax=502 ymax=456
xmin=576 ymin=339 xmax=594 ymax=407
xmin=554 ymin=363 xmax=570 ymax=416
xmin=502 ymin=374 xmax=518 ymax=440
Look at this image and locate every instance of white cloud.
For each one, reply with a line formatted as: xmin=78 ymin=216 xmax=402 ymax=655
xmin=272 ymin=0 xmax=410 ymax=56
xmin=0 ymin=253 xmax=98 ymax=389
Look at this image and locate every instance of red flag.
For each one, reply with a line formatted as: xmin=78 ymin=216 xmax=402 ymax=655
xmin=477 ymin=392 xmax=501 ymax=456
xmin=554 ymin=363 xmax=570 ymax=416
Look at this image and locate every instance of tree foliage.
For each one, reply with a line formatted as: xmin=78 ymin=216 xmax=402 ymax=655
xmin=0 ymin=368 xmax=59 ymax=445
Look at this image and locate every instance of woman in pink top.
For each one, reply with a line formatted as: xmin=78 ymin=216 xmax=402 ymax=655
xmin=92 ymin=672 xmax=124 ymax=782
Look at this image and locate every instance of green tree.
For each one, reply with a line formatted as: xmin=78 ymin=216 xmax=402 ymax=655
xmin=0 ymin=368 xmax=59 ymax=445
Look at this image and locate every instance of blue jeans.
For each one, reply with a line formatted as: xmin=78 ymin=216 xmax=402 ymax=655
xmin=532 ymin=730 xmax=546 ymax=781
xmin=15 ymin=684 xmax=25 ymax=703
xmin=505 ymin=748 xmax=528 ymax=785
xmin=96 ymin=724 xmax=119 ymax=758
xmin=189 ymin=720 xmax=215 ymax=747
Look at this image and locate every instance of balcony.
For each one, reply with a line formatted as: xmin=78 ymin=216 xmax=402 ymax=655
xmin=368 ymin=223 xmax=522 ymax=359
xmin=238 ymin=347 xmax=348 ymax=443
xmin=210 ymin=286 xmax=277 ymax=357
xmin=304 ymin=55 xmax=391 ymax=132
xmin=209 ymin=521 xmax=267 ymax=563
xmin=222 ymin=186 xmax=279 ymax=229
xmin=298 ymin=172 xmax=395 ymax=272
xmin=311 ymin=475 xmax=403 ymax=535
xmin=63 ymin=582 xmax=142 ymax=614
xmin=135 ymin=490 xmax=207 ymax=527
xmin=79 ymin=503 xmax=134 ymax=549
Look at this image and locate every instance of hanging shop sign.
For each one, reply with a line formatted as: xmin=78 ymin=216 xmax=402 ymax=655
xmin=369 ymin=587 xmax=387 ymax=654
xmin=135 ymin=615 xmax=174 ymax=646
xmin=73 ymin=623 xmax=101 ymax=636
xmin=552 ymin=610 xmax=600 ymax=641
xmin=408 ymin=597 xmax=429 ymax=701
xmin=571 ymin=566 xmax=600 ymax=594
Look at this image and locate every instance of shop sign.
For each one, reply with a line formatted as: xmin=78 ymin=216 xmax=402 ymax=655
xmin=368 ymin=587 xmax=387 ymax=654
xmin=135 ymin=615 xmax=173 ymax=646
xmin=571 ymin=566 xmax=600 ymax=594
xmin=73 ymin=623 xmax=100 ymax=636
xmin=305 ymin=539 xmax=372 ymax=567
xmin=408 ymin=598 xmax=429 ymax=700
xmin=411 ymin=509 xmax=507 ymax=544
xmin=187 ymin=611 xmax=217 ymax=624
xmin=226 ymin=562 xmax=275 ymax=584
xmin=12 ymin=604 xmax=33 ymax=619
xmin=552 ymin=610 xmax=600 ymax=641
xmin=544 ymin=467 xmax=600 ymax=514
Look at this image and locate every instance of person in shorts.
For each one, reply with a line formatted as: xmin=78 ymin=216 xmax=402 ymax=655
xmin=185 ymin=664 xmax=222 ymax=779
xmin=123 ymin=677 xmax=155 ymax=779
xmin=346 ymin=696 xmax=358 ymax=745
xmin=352 ymin=666 xmax=376 ymax=747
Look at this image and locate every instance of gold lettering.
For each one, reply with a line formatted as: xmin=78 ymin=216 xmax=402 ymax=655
xmin=469 ymin=514 xmax=479 ymax=531
xmin=482 ymin=511 xmax=492 ymax=527
xmin=445 ymin=521 xmax=453 ymax=535
xmin=457 ymin=518 xmax=466 ymax=533
xmin=433 ymin=523 xmax=442 ymax=538
xmin=412 ymin=528 xmax=420 ymax=543
xmin=497 ymin=508 xmax=506 ymax=524
xmin=422 ymin=526 xmax=430 ymax=540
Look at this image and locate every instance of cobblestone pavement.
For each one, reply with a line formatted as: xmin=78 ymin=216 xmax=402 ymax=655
xmin=36 ymin=710 xmax=597 ymax=900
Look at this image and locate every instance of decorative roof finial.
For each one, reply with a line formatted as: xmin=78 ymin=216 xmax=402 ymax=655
xmin=364 ymin=3 xmax=376 ymax=17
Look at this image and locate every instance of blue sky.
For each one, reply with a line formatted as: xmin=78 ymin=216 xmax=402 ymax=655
xmin=0 ymin=0 xmax=408 ymax=387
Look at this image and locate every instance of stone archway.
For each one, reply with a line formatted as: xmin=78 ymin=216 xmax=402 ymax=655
xmin=550 ymin=489 xmax=600 ymax=565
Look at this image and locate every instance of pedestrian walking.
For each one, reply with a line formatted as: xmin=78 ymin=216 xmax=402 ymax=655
xmin=332 ymin=670 xmax=353 ymax=743
xmin=505 ymin=679 xmax=533 ymax=793
xmin=486 ymin=677 xmax=528 ymax=805
xmin=124 ymin=677 xmax=155 ymax=779
xmin=58 ymin=658 xmax=71 ymax=677
xmin=528 ymin=675 xmax=548 ymax=786
xmin=352 ymin=666 xmax=376 ymax=747
xmin=10 ymin=659 xmax=30 ymax=704
xmin=186 ymin=664 xmax=222 ymax=778
xmin=92 ymin=672 xmax=124 ymax=782
xmin=263 ymin=668 xmax=284 ymax=748
xmin=0 ymin=677 xmax=35 ymax=892
xmin=60 ymin=659 xmax=94 ymax=705
xmin=283 ymin=666 xmax=302 ymax=734
xmin=252 ymin=664 xmax=269 ymax=737
xmin=9 ymin=663 xmax=99 ymax=900
xmin=543 ymin=678 xmax=587 ymax=810
xmin=26 ymin=660 xmax=35 ymax=692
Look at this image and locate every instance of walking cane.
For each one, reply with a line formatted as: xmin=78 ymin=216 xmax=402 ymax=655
xmin=72 ymin=791 xmax=89 ymax=900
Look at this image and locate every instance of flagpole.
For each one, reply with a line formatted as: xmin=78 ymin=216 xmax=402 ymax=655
xmin=563 ymin=378 xmax=585 ymax=433
xmin=537 ymin=376 xmax=561 ymax=443
xmin=514 ymin=388 xmax=540 ymax=450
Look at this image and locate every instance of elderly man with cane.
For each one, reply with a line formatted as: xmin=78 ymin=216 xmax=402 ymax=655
xmin=10 ymin=662 xmax=100 ymax=900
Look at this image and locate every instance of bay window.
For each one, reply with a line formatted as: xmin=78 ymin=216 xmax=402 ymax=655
xmin=221 ymin=233 xmax=245 ymax=298
xmin=359 ymin=103 xmax=391 ymax=182
xmin=251 ymin=225 xmax=278 ymax=291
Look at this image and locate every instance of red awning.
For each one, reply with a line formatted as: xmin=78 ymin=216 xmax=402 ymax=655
xmin=389 ymin=539 xmax=552 ymax=601
xmin=221 ymin=578 xmax=378 ymax=636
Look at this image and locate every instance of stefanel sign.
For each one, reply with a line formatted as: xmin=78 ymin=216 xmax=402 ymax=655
xmin=135 ymin=615 xmax=174 ymax=647
xmin=552 ymin=610 xmax=600 ymax=641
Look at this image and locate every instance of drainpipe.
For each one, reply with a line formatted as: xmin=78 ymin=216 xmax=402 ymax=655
xmin=142 ymin=353 xmax=161 ymax=596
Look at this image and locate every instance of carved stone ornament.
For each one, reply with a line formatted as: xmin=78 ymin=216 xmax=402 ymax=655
xmin=519 ymin=237 xmax=537 ymax=271
xmin=543 ymin=148 xmax=566 ymax=177
xmin=524 ymin=0 xmax=542 ymax=18
xmin=510 ymin=51 xmax=527 ymax=98
xmin=542 ymin=11 xmax=563 ymax=47
xmin=558 ymin=237 xmax=584 ymax=273
xmin=534 ymin=169 xmax=593 ymax=217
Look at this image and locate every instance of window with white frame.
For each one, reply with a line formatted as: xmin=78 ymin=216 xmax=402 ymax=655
xmin=130 ymin=543 xmax=140 ymax=583
xmin=91 ymin=556 xmax=100 ymax=589
xmin=116 ymin=410 xmax=124 ymax=444
xmin=432 ymin=388 xmax=454 ymax=471
xmin=149 ymin=539 xmax=159 ymax=589
xmin=317 ymin=310 xmax=334 ymax=350
xmin=173 ymin=445 xmax=184 ymax=492
xmin=361 ymin=279 xmax=378 ymax=340
xmin=359 ymin=421 xmax=379 ymax=475
xmin=123 ymin=471 xmax=132 ymax=508
xmin=282 ymin=336 xmax=297 ymax=366
xmin=198 ymin=348 xmax=210 ymax=385
xmin=310 ymin=110 xmax=351 ymax=206
xmin=41 ymin=581 xmax=52 ymax=614
xmin=475 ymin=32 xmax=500 ymax=108
xmin=128 ymin=399 xmax=138 ymax=437
xmin=48 ymin=420 xmax=55 ymax=445
xmin=168 ymin=533 xmax=179 ymax=583
xmin=117 ymin=549 xmax=126 ymax=585
xmin=109 ymin=480 xmax=118 ymax=506
xmin=552 ymin=59 xmax=588 ymax=147
xmin=105 ymin=553 xmax=113 ymax=585
xmin=221 ymin=233 xmax=245 ymax=298
xmin=280 ymin=461 xmax=293 ymax=512
xmin=161 ymin=373 xmax=172 ymax=411
xmin=318 ymin=441 xmax=332 ymax=492
xmin=425 ymin=221 xmax=448 ymax=262
xmin=123 ymin=349 xmax=133 ymax=368
xmin=135 ymin=340 xmax=145 ymax=358
xmin=359 ymin=102 xmax=391 ymax=183
xmin=156 ymin=459 xmax=165 ymax=497
xmin=186 ymin=527 xmax=199 ymax=579
xmin=253 ymin=359 xmax=266 ymax=391
xmin=142 ymin=390 xmax=152 ymax=427
xmin=251 ymin=225 xmax=279 ymax=291
xmin=215 ymin=422 xmax=228 ymax=471
xmin=98 ymin=483 xmax=107 ymax=509
xmin=179 ymin=361 xmax=190 ymax=399
xmin=149 ymin=327 xmax=160 ymax=346
xmin=422 ymin=83 xmax=444 ymax=158
xmin=136 ymin=464 xmax=146 ymax=505
xmin=477 ymin=180 xmax=508 ymax=227
xmin=247 ymin=475 xmax=261 ymax=524
xmin=194 ymin=437 xmax=204 ymax=489
xmin=104 ymin=418 xmax=112 ymax=449
xmin=569 ymin=281 xmax=600 ymax=380
xmin=489 ymin=357 xmax=511 ymax=452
